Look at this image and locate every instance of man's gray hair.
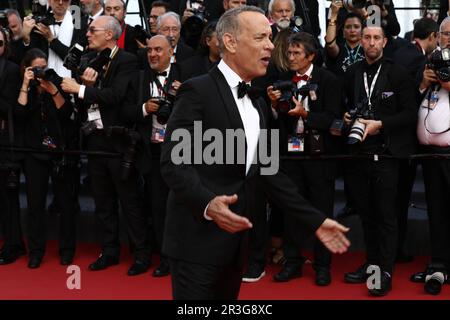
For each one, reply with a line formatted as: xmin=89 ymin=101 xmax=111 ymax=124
xmin=5 ymin=9 xmax=22 ymax=23
xmin=267 ymin=0 xmax=295 ymax=15
xmin=99 ymin=0 xmax=105 ymax=6
xmin=440 ymin=17 xmax=450 ymax=32
xmin=156 ymin=11 xmax=181 ymax=31
xmin=103 ymin=15 xmax=122 ymax=40
xmin=216 ymin=5 xmax=264 ymax=51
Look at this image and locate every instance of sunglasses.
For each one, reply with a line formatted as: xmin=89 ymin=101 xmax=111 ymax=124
xmin=0 ymin=40 xmax=4 ymax=47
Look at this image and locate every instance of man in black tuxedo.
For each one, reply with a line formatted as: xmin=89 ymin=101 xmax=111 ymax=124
xmin=105 ymin=0 xmax=143 ymax=55
xmin=342 ymin=26 xmax=417 ymax=296
xmin=123 ymin=35 xmax=182 ymax=277
xmin=160 ymin=5 xmax=350 ymax=300
xmin=61 ymin=16 xmax=150 ymax=276
xmin=157 ymin=11 xmax=193 ymax=63
xmin=268 ymin=31 xmax=342 ymax=286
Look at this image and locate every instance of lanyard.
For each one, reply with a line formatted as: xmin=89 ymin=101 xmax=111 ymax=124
xmin=363 ymin=64 xmax=382 ymax=108
xmin=344 ymin=43 xmax=362 ymax=65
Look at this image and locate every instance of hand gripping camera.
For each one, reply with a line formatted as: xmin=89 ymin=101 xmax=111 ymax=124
xmin=347 ymin=100 xmax=374 ymax=144
xmin=272 ymin=80 xmax=318 ymax=113
xmin=427 ymin=48 xmax=450 ymax=82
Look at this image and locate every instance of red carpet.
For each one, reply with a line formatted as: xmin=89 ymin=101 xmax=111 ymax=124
xmin=0 ymin=241 xmax=449 ymax=300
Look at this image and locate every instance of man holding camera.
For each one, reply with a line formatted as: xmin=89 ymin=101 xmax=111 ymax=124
xmin=410 ymin=17 xmax=450 ymax=295
xmin=61 ymin=16 xmax=150 ymax=276
xmin=267 ymin=32 xmax=342 ymax=286
xmin=123 ymin=34 xmax=181 ymax=277
xmin=22 ymin=0 xmax=86 ymax=78
xmin=342 ymin=25 xmax=417 ymax=296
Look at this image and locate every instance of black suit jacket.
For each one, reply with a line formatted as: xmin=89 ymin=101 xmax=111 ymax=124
xmin=275 ymin=66 xmax=343 ymax=156
xmin=174 ymin=39 xmax=194 ymax=64
xmin=82 ymin=48 xmax=139 ymax=151
xmin=179 ymin=54 xmax=217 ymax=81
xmin=123 ymin=24 xmax=139 ymax=55
xmin=343 ymin=59 xmax=418 ymax=157
xmin=121 ymin=62 xmax=182 ymax=174
xmin=392 ymin=42 xmax=426 ymax=87
xmin=0 ymin=58 xmax=23 ymax=162
xmin=160 ymin=65 xmax=326 ymax=266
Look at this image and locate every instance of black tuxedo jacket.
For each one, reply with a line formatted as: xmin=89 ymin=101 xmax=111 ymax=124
xmin=179 ymin=54 xmax=217 ymax=82
xmin=276 ymin=66 xmax=343 ymax=156
xmin=0 ymin=58 xmax=23 ymax=162
xmin=82 ymin=48 xmax=139 ymax=151
xmin=343 ymin=59 xmax=418 ymax=157
xmin=392 ymin=42 xmax=426 ymax=87
xmin=174 ymin=39 xmax=194 ymax=64
xmin=121 ymin=62 xmax=182 ymax=175
xmin=123 ymin=24 xmax=139 ymax=55
xmin=160 ymin=65 xmax=326 ymax=266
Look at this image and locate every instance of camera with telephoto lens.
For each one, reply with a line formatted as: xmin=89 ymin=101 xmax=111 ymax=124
xmin=184 ymin=0 xmax=209 ymax=38
xmin=427 ymin=48 xmax=450 ymax=82
xmin=347 ymin=100 xmax=374 ymax=144
xmin=134 ymin=25 xmax=151 ymax=44
xmin=105 ymin=126 xmax=141 ymax=181
xmin=272 ymin=80 xmax=318 ymax=113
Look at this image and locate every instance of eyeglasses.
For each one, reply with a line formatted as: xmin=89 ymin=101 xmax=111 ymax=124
xmin=440 ymin=31 xmax=450 ymax=37
xmin=87 ymin=27 xmax=108 ymax=34
xmin=149 ymin=15 xmax=159 ymax=20
xmin=0 ymin=40 xmax=4 ymax=47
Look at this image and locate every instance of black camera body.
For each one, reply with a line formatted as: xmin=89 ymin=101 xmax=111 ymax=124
xmin=30 ymin=67 xmax=63 ymax=87
xmin=272 ymin=80 xmax=318 ymax=113
xmin=64 ymin=45 xmax=111 ymax=76
xmin=184 ymin=0 xmax=209 ymax=37
xmin=32 ymin=14 xmax=55 ymax=26
xmin=155 ymin=89 xmax=176 ymax=125
xmin=346 ymin=100 xmax=375 ymax=144
xmin=427 ymin=48 xmax=450 ymax=82
xmin=133 ymin=25 xmax=151 ymax=44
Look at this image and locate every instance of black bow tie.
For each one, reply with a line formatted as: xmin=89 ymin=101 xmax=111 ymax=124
xmin=237 ymin=81 xmax=259 ymax=100
xmin=156 ymin=71 xmax=167 ymax=77
xmin=53 ymin=21 xmax=62 ymax=26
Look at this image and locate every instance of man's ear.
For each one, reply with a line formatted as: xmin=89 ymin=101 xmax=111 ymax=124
xmin=222 ymin=33 xmax=237 ymax=54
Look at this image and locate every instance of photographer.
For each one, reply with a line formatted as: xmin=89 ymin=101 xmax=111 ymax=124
xmin=61 ymin=16 xmax=150 ymax=276
xmin=410 ymin=17 xmax=450 ymax=295
xmin=123 ymin=35 xmax=181 ymax=278
xmin=17 ymin=48 xmax=79 ymax=268
xmin=342 ymin=25 xmax=417 ymax=296
xmin=21 ymin=0 xmax=86 ymax=77
xmin=0 ymin=28 xmax=25 ymax=265
xmin=148 ymin=1 xmax=170 ymax=36
xmin=267 ymin=32 xmax=342 ymax=286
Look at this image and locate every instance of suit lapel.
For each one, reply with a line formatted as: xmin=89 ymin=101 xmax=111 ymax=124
xmin=209 ymin=66 xmax=245 ymax=131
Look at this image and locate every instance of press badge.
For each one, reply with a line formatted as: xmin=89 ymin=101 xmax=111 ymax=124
xmin=429 ymin=91 xmax=439 ymax=110
xmin=87 ymin=104 xmax=101 ymax=121
xmin=287 ymin=135 xmax=304 ymax=152
xmin=151 ymin=127 xmax=166 ymax=143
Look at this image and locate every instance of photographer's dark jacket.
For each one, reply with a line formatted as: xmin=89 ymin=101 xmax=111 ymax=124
xmin=275 ymin=65 xmax=343 ymax=156
xmin=17 ymin=86 xmax=76 ymax=162
xmin=81 ymin=48 xmax=139 ymax=152
xmin=343 ymin=58 xmax=418 ymax=156
xmin=0 ymin=57 xmax=24 ymax=163
xmin=121 ymin=62 xmax=182 ymax=175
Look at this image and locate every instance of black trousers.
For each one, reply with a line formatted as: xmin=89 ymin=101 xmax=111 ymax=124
xmin=422 ymin=151 xmax=450 ymax=267
xmin=346 ymin=158 xmax=399 ymax=274
xmin=278 ymin=159 xmax=336 ymax=269
xmin=24 ymin=155 xmax=78 ymax=257
xmin=87 ymin=151 xmax=149 ymax=261
xmin=169 ymin=257 xmax=243 ymax=300
xmin=143 ymin=144 xmax=169 ymax=261
xmin=0 ymin=165 xmax=24 ymax=251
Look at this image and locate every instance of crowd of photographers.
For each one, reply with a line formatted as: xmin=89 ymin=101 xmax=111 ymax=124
xmin=0 ymin=0 xmax=449 ymax=297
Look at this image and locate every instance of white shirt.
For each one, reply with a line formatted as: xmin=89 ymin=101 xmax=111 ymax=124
xmin=417 ymin=87 xmax=450 ymax=147
xmin=89 ymin=8 xmax=104 ymax=24
xmin=204 ymin=60 xmax=261 ymax=220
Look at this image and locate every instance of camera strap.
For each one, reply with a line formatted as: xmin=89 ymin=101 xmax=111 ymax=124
xmin=424 ymin=85 xmax=450 ymax=134
xmin=363 ymin=64 xmax=382 ymax=109
xmin=153 ymin=74 xmax=169 ymax=97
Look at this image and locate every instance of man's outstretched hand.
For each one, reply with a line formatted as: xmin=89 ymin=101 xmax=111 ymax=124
xmin=207 ymin=195 xmax=253 ymax=234
xmin=315 ymin=218 xmax=351 ymax=254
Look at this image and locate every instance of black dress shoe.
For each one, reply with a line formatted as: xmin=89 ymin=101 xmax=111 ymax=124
xmin=128 ymin=260 xmax=150 ymax=276
xmin=368 ymin=271 xmax=392 ymax=297
xmin=28 ymin=256 xmax=42 ymax=269
xmin=273 ymin=264 xmax=302 ymax=282
xmin=152 ymin=261 xmax=170 ymax=277
xmin=344 ymin=263 xmax=371 ymax=284
xmin=88 ymin=255 xmax=119 ymax=271
xmin=0 ymin=249 xmax=26 ymax=265
xmin=410 ymin=270 xmax=426 ymax=283
xmin=315 ymin=267 xmax=331 ymax=286
xmin=60 ymin=255 xmax=74 ymax=266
